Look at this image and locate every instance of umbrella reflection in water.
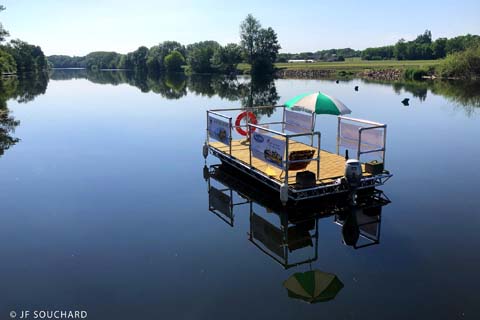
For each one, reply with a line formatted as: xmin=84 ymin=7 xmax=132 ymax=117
xmin=283 ymin=270 xmax=344 ymax=304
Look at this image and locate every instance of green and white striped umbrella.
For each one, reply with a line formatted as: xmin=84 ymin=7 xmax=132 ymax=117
xmin=284 ymin=92 xmax=351 ymax=115
xmin=283 ymin=270 xmax=344 ymax=303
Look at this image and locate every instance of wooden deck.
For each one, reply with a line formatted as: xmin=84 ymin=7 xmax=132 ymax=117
xmin=209 ymin=139 xmax=367 ymax=186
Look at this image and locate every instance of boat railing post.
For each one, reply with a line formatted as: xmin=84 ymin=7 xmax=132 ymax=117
xmin=317 ymin=132 xmax=321 ymax=181
xmin=284 ymin=215 xmax=289 ymax=266
xmin=382 ymin=124 xmax=387 ymax=166
xmin=314 ymin=218 xmax=319 ymax=261
xmin=249 ymin=124 xmax=252 ymax=168
xmin=206 ymin=110 xmax=210 ymax=144
xmin=285 ymin=136 xmax=289 ymax=185
xmin=310 ymin=112 xmax=316 ymax=146
xmin=229 ymin=117 xmax=232 ymax=155
xmin=336 ymin=116 xmax=341 ymax=155
xmin=357 ymin=128 xmax=363 ymax=161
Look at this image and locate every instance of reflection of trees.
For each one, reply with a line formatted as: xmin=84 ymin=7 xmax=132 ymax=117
xmin=187 ymin=73 xmax=279 ymax=117
xmin=430 ymin=80 xmax=480 ymax=116
xmin=187 ymin=74 xmax=218 ymax=97
xmin=148 ymin=73 xmax=187 ymax=99
xmin=0 ymin=107 xmax=19 ymax=156
xmin=51 ymin=69 xmax=187 ymax=98
xmin=8 ymin=73 xmax=49 ymax=103
xmin=0 ymin=74 xmax=49 ymax=156
xmin=241 ymin=74 xmax=279 ymax=117
xmin=50 ymin=69 xmax=280 ymax=113
xmin=49 ymin=68 xmax=87 ymax=80
xmin=362 ymin=78 xmax=480 ymax=115
xmin=391 ymin=81 xmax=428 ymax=101
xmin=188 ymin=74 xmax=247 ymax=100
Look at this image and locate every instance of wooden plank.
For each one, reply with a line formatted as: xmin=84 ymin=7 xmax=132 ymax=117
xmin=209 ymin=139 xmax=369 ymax=186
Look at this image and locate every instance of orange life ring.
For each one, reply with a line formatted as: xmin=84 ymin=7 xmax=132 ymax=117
xmin=235 ymin=111 xmax=257 ymax=136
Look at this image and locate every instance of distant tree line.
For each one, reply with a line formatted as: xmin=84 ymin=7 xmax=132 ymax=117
xmin=277 ymin=48 xmax=360 ymax=62
xmin=48 ymin=15 xmax=280 ymax=76
xmin=277 ymin=31 xmax=480 ymax=62
xmin=362 ymin=31 xmax=479 ymax=60
xmin=0 ymin=6 xmax=48 ymax=75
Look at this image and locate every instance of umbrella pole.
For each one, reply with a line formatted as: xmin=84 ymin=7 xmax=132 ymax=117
xmin=310 ymin=113 xmax=316 ymax=146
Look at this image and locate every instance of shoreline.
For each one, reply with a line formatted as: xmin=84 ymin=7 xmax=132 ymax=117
xmin=275 ymin=68 xmax=404 ymax=81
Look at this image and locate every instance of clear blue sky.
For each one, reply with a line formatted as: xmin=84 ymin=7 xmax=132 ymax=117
xmin=2 ymin=0 xmax=479 ymax=56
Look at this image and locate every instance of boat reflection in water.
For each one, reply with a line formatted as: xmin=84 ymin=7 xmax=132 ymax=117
xmin=204 ymin=163 xmax=391 ymax=269
xmin=205 ymin=163 xmax=391 ymax=302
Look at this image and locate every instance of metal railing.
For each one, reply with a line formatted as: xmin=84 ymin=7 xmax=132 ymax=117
xmin=206 ymin=110 xmax=233 ymax=155
xmin=207 ymin=106 xmax=322 ymax=185
xmin=248 ymin=123 xmax=321 ymax=186
xmin=337 ymin=116 xmax=387 ymax=164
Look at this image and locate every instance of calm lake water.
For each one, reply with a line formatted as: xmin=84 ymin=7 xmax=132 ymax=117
xmin=0 ymin=70 xmax=479 ymax=319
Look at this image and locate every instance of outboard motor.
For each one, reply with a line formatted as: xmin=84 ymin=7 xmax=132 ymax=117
xmin=345 ymin=159 xmax=362 ymax=189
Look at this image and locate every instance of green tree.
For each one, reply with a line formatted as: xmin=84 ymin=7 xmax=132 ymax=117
xmin=414 ymin=30 xmax=432 ymax=44
xmin=5 ymin=39 xmax=48 ymax=73
xmin=164 ymin=50 xmax=185 ymax=72
xmin=147 ymin=41 xmax=185 ymax=73
xmin=239 ymin=15 xmax=281 ymax=74
xmin=186 ymin=41 xmax=221 ymax=73
xmin=0 ymin=5 xmax=9 ymax=42
xmin=251 ymin=27 xmax=281 ymax=74
xmin=48 ymin=55 xmax=86 ymax=68
xmin=394 ymin=39 xmax=408 ymax=60
xmin=211 ymin=43 xmax=242 ymax=74
xmin=432 ymin=38 xmax=447 ymax=59
xmin=0 ymin=49 xmax=16 ymax=73
xmin=131 ymin=46 xmax=148 ymax=71
xmin=84 ymin=51 xmax=123 ymax=70
xmin=240 ymin=14 xmax=261 ymax=65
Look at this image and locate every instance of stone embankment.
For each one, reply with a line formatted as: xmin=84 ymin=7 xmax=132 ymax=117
xmin=275 ymin=68 xmax=404 ymax=81
xmin=357 ymin=69 xmax=403 ymax=81
xmin=275 ymin=69 xmax=336 ymax=79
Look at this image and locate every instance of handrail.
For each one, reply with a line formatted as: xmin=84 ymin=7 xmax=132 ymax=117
xmin=206 ymin=110 xmax=233 ymax=155
xmin=210 ymin=105 xmax=285 ymax=112
xmin=357 ymin=126 xmax=387 ymax=161
xmin=207 ymin=110 xmax=232 ymax=120
xmin=337 ymin=115 xmax=387 ymax=165
xmin=235 ymin=121 xmax=284 ymax=128
xmin=207 ymin=107 xmax=326 ymax=185
xmin=248 ymin=123 xmax=321 ymax=139
xmin=248 ymin=123 xmax=321 ymax=183
xmin=339 ymin=116 xmax=384 ymax=127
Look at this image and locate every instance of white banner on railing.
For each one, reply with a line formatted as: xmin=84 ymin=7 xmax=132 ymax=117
xmin=285 ymin=109 xmax=313 ymax=133
xmin=208 ymin=115 xmax=230 ymax=145
xmin=339 ymin=122 xmax=384 ymax=151
xmin=251 ymin=132 xmax=286 ymax=169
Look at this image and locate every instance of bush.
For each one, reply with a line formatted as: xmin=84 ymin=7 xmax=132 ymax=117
xmin=404 ymin=68 xmax=429 ymax=80
xmin=438 ymin=45 xmax=480 ymax=79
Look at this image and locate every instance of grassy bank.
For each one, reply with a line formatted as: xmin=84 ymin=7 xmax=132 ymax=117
xmin=238 ymin=58 xmax=442 ymax=74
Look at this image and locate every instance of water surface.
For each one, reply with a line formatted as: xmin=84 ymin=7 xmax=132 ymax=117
xmin=0 ymin=71 xmax=479 ymax=319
